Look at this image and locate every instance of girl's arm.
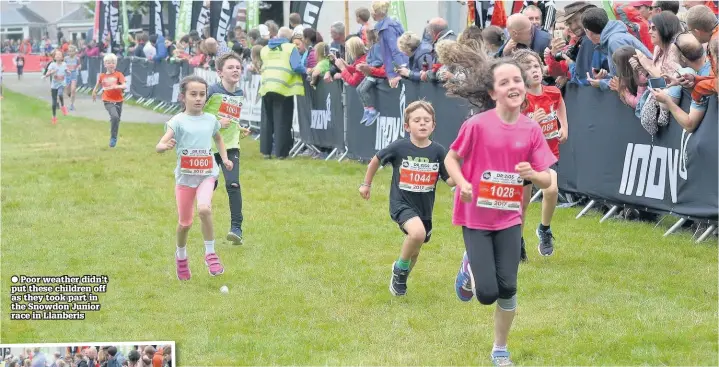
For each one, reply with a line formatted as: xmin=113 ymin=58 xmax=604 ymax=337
xmin=530 ymin=169 xmax=552 ymax=189
xmin=155 ymin=128 xmax=176 ymax=153
xmin=445 ymin=150 xmax=472 ymax=202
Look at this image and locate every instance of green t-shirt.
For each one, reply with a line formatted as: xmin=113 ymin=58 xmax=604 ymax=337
xmin=316 ymin=59 xmax=331 ymax=75
xmin=204 ymin=82 xmax=244 ymax=151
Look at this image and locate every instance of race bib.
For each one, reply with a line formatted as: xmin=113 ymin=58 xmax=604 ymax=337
xmin=17 ymin=60 xmax=23 ymax=66
xmin=53 ymin=74 xmax=64 ymax=81
xmin=540 ymin=118 xmax=560 ymax=140
xmin=102 ymin=77 xmax=117 ymax=88
xmin=476 ymin=170 xmax=524 ymax=211
xmin=217 ymin=95 xmax=243 ymax=123
xmin=398 ymin=160 xmax=439 ymax=193
xmin=180 ymin=149 xmax=213 ymax=175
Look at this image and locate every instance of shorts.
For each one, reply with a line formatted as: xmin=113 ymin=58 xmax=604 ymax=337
xmin=65 ymin=71 xmax=77 ymax=83
xmin=524 ymin=162 xmax=559 ymax=186
xmin=392 ymin=206 xmax=433 ymax=243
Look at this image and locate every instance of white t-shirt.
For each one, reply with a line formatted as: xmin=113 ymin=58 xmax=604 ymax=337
xmin=293 ymin=25 xmax=305 ymax=36
xmin=143 ymin=43 xmax=157 ymax=60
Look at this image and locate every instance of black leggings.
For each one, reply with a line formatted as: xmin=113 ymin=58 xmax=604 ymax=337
xmin=463 ymin=225 xmax=522 ymax=305
xmin=51 ymin=88 xmax=64 ymax=117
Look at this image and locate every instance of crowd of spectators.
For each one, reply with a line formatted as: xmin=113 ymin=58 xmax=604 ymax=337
xmin=1 ymin=346 xmax=172 ymax=367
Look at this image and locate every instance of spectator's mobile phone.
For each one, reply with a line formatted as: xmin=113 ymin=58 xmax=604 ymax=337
xmin=648 ymin=77 xmax=667 ymax=89
xmin=553 ymin=30 xmax=564 ymax=39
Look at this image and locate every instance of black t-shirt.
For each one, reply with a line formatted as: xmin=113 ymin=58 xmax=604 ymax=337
xmin=376 ymin=139 xmax=449 ymax=220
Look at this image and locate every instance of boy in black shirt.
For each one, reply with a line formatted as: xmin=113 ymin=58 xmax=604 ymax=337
xmin=359 ymin=100 xmax=455 ymax=296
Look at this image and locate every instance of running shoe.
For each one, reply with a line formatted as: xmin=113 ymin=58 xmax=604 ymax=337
xmin=389 ymin=262 xmax=409 ymax=296
xmin=205 ymin=253 xmax=225 ymax=276
xmin=520 ymin=237 xmax=528 ymax=262
xmin=226 ymin=227 xmax=243 ymax=245
xmin=490 ymin=350 xmax=513 ymax=367
xmin=69 ymin=104 xmax=75 ymax=111
xmin=109 ymin=137 xmax=117 ymax=148
xmin=359 ymin=109 xmax=370 ymax=125
xmin=51 ymin=116 xmax=57 ymax=125
xmin=61 ymin=106 xmax=68 ymax=116
xmin=537 ymin=226 xmax=555 ymax=256
xmin=455 ymin=251 xmax=473 ymax=301
xmin=176 ymin=256 xmax=191 ymax=281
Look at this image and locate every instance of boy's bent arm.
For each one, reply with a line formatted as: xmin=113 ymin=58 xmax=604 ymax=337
xmin=363 ymin=156 xmax=381 ymax=185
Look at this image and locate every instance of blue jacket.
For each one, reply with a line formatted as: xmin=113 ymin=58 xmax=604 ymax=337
xmin=268 ymin=37 xmax=306 ymax=75
xmin=375 ymin=16 xmax=408 ymax=78
xmin=153 ymin=34 xmax=168 ymax=62
xmin=568 ymin=35 xmax=608 ymax=86
xmin=366 ymin=43 xmax=383 ymax=67
xmin=408 ymin=40 xmax=433 ymax=81
xmin=596 ymin=20 xmax=652 ymax=90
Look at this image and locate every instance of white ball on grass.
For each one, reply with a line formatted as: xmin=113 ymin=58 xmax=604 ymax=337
xmin=220 ymin=285 xmax=229 ymax=294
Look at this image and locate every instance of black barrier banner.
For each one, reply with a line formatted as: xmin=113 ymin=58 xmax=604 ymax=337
xmin=192 ymin=0 xmax=211 ymax=34
xmin=210 ymin=0 xmax=234 ymax=43
xmin=168 ymin=0 xmax=180 ymax=40
xmin=559 ymin=85 xmax=718 ymax=220
xmin=155 ymin=61 xmax=183 ymax=103
xmin=290 ymin=1 xmax=324 ymax=29
xmin=86 ymin=57 xmax=103 ymax=90
xmin=345 ymin=81 xmax=419 ymax=160
xmin=129 ymin=59 xmax=156 ymax=99
xmin=416 ymin=82 xmax=470 ymax=149
xmin=296 ymin=80 xmax=345 ymax=149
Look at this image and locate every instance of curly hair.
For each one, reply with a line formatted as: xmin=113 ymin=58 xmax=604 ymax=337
xmin=457 ymin=25 xmax=486 ymax=55
xmin=511 ymin=48 xmax=543 ymax=68
xmin=437 ymin=40 xmax=528 ymax=111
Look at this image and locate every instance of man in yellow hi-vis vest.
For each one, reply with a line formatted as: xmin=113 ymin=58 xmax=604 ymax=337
xmin=259 ymin=27 xmax=307 ymax=159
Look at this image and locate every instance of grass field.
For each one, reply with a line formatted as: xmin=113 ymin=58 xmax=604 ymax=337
xmin=1 ymin=89 xmax=717 ymax=366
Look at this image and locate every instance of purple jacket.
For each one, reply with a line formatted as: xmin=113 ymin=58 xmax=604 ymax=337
xmin=375 ymin=16 xmax=408 ymax=78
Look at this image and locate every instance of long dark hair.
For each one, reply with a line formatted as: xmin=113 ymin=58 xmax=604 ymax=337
xmin=651 ymin=11 xmax=683 ymax=47
xmin=178 ymin=75 xmax=208 ymax=111
xmin=438 ymin=40 xmax=528 ymax=111
xmin=612 ymin=46 xmax=639 ymax=96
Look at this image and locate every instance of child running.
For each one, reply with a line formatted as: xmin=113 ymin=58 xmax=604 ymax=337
xmin=444 ymin=57 xmax=557 ymax=367
xmin=156 ymin=75 xmax=233 ymax=281
xmin=359 ymin=100 xmax=455 ymax=296
xmin=92 ymin=53 xmax=126 ymax=147
xmin=513 ymin=49 xmax=567 ymax=259
xmin=65 ymin=45 xmax=81 ymax=111
xmin=43 ymin=50 xmax=68 ymax=124
xmin=203 ymin=52 xmax=251 ymax=245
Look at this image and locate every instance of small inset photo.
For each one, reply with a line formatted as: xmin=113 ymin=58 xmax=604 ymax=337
xmin=0 ymin=342 xmax=175 ymax=367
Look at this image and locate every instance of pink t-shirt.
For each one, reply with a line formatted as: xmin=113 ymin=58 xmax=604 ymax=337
xmin=450 ymin=109 xmax=558 ymax=231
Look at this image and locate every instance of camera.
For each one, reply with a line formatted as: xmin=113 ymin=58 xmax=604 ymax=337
xmin=554 ymin=43 xmax=580 ymax=62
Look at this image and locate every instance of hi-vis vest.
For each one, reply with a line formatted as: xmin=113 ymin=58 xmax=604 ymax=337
xmin=259 ymin=43 xmax=304 ymax=97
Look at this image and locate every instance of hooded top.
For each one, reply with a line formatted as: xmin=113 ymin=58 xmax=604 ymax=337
xmin=375 ymin=16 xmax=409 ymax=78
xmin=597 ymin=20 xmax=652 ymax=90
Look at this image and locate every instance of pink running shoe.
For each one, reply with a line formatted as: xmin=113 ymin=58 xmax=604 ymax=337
xmin=204 ymin=253 xmax=224 ymax=276
xmin=51 ymin=116 xmax=57 ymax=125
xmin=61 ymin=106 xmax=68 ymax=116
xmin=176 ymin=257 xmax=191 ymax=281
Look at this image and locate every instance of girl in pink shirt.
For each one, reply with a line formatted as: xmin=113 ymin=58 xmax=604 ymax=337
xmin=444 ymin=57 xmax=557 ymax=367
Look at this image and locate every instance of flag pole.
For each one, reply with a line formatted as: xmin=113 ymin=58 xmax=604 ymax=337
xmin=345 ymin=0 xmax=350 ymax=36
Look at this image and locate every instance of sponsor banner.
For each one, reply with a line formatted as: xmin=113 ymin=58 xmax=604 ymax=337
xmin=345 ymin=81 xmax=419 ymax=160
xmin=289 ymin=1 xmax=323 ymax=29
xmin=240 ymin=73 xmax=262 ymax=123
xmin=559 ymin=84 xmax=717 ymax=220
xmin=210 ymin=0 xmax=234 ymax=42
xmin=296 ymin=80 xmax=344 ymax=149
xmin=149 ymin=0 xmax=164 ymax=36
xmin=0 ymin=54 xmax=51 ymax=73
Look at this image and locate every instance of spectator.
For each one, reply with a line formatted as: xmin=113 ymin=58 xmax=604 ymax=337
xmin=651 ymin=1 xmax=680 ymax=15
xmin=78 ymin=348 xmax=97 ymax=367
xmin=684 ymin=5 xmax=718 ymax=99
xmin=144 ymin=34 xmax=158 ymax=60
xmin=174 ymin=35 xmax=191 ymax=60
xmin=233 ymin=25 xmax=246 ymax=47
xmin=161 ymin=346 xmax=171 ymax=367
xmin=258 ymin=27 xmax=306 ymax=159
xmin=30 ymin=349 xmax=45 ymax=367
xmin=325 ymin=21 xmax=347 ymax=81
xmin=125 ymin=351 xmax=140 ymax=367
xmin=291 ymin=34 xmax=308 ymax=66
xmin=635 ymin=11 xmax=684 ymax=78
xmin=372 ymin=0 xmax=409 ymax=88
xmin=50 ymin=353 xmax=61 ymax=367
xmin=653 ymin=32 xmax=712 ymax=132
xmin=258 ymin=24 xmax=271 ymax=41
xmin=581 ymin=7 xmax=652 ymax=90
xmin=635 ymin=1 xmax=654 ymax=20
xmin=303 ymin=28 xmax=320 ymax=68
xmin=133 ymin=33 xmax=147 ymax=58
xmin=610 ymin=46 xmax=648 ymax=108
xmin=86 ymin=40 xmax=100 ymax=57
xmin=165 ymin=37 xmax=176 ymax=59
xmin=137 ymin=348 xmax=152 ymax=367
xmin=246 ymin=28 xmax=261 ymax=46
xmin=545 ymin=2 xmax=601 ymax=86
xmin=355 ymin=7 xmax=371 ymax=44
xmin=482 ymin=25 xmax=506 ymax=56
xmin=289 ymin=13 xmax=305 ymax=35
xmin=522 ymin=5 xmax=543 ymax=28
xmin=497 ymin=13 xmax=551 ymax=57
xmin=151 ymin=348 xmax=162 ymax=367
xmin=337 ymin=36 xmax=370 ymax=87
xmin=265 ymin=20 xmax=279 ymax=39
xmin=106 ymin=348 xmax=123 ymax=367
xmin=355 ymin=29 xmax=386 ymax=125
xmin=309 ymin=42 xmax=331 ymax=86
xmin=396 ymin=31 xmax=432 ymax=81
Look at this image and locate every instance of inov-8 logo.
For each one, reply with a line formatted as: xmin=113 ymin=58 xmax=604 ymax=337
xmin=375 ymin=84 xmax=406 ymax=150
xmin=619 ymin=132 xmax=692 ymax=203
xmin=311 ymin=93 xmax=331 ymax=130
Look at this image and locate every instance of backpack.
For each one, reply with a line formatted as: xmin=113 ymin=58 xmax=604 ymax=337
xmin=613 ymin=4 xmax=654 ymax=52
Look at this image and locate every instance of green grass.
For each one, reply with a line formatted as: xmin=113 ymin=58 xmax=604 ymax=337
xmin=1 ymin=89 xmax=717 ymax=366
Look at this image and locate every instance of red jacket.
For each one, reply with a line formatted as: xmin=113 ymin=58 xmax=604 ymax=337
xmin=340 ymin=54 xmax=386 ymax=87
